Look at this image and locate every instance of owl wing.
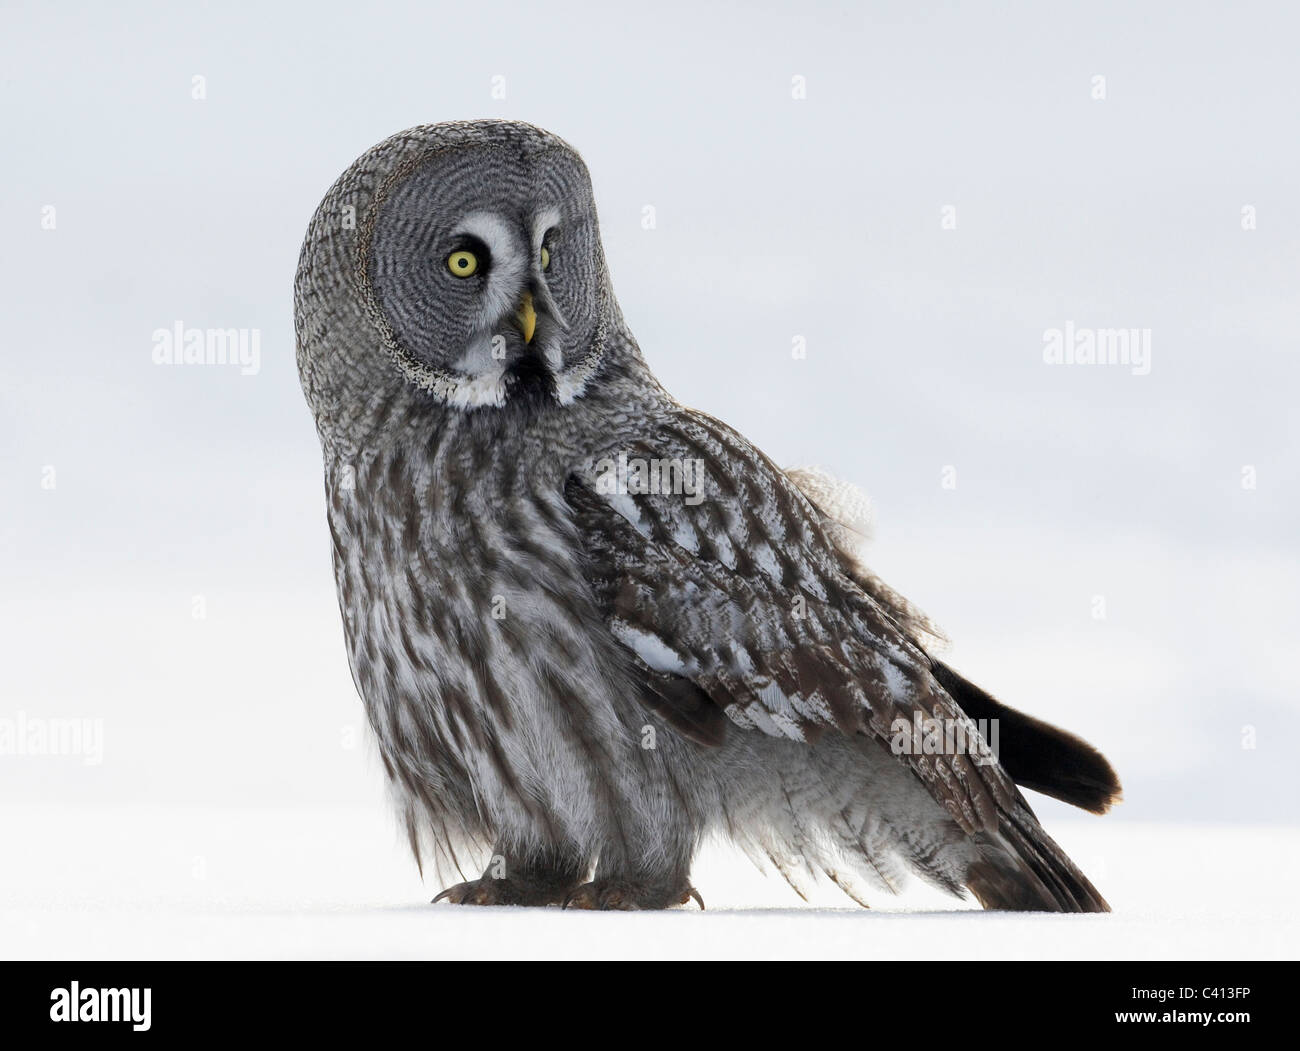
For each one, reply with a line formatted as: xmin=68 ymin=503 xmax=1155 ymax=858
xmin=565 ymin=407 xmax=1018 ymax=838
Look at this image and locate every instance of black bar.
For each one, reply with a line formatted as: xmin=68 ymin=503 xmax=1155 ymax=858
xmin=1 ymin=961 xmax=1290 ymax=1038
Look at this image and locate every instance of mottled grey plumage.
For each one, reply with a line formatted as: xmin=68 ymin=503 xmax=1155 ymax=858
xmin=295 ymin=120 xmax=1121 ymax=911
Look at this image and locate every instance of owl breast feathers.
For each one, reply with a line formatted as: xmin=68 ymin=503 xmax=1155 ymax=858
xmin=294 ymin=120 xmax=1120 ymax=911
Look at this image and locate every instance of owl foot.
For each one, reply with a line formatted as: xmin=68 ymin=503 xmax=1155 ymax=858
xmin=432 ymin=875 xmax=574 ymax=907
xmin=562 ymin=878 xmax=705 ymax=911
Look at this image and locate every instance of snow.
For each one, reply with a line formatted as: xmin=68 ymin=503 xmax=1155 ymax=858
xmin=2 ymin=805 xmax=1295 ymax=960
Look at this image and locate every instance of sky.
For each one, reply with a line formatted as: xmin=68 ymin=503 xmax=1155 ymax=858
xmin=0 ymin=0 xmax=1296 ymax=833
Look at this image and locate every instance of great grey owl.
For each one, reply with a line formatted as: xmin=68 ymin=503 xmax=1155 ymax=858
xmin=295 ymin=120 xmax=1121 ymax=911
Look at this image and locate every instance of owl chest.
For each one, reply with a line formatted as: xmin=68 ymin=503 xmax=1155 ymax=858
xmin=329 ymin=484 xmax=615 ymax=722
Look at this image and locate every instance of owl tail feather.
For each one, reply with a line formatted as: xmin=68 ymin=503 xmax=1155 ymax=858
xmin=927 ymin=661 xmax=1118 ymax=912
xmin=967 ymin=805 xmax=1111 ymax=913
xmin=931 ymin=660 xmax=1122 ymax=815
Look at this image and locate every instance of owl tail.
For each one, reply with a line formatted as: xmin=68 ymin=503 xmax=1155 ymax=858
xmin=931 ymin=660 xmax=1122 ymax=815
xmin=925 ymin=659 xmax=1118 ymax=912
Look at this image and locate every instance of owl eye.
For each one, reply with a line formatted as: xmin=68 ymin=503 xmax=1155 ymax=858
xmin=447 ymin=250 xmax=479 ymax=278
xmin=540 ymin=246 xmax=551 ymax=270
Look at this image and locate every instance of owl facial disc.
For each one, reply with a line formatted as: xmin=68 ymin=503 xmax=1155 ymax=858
xmin=360 ymin=138 xmax=608 ymax=410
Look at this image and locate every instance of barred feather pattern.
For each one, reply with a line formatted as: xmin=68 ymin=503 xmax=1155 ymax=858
xmin=296 ymin=119 xmax=1112 ymax=910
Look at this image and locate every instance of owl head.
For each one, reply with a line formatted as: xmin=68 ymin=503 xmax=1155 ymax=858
xmin=296 ymin=121 xmax=621 ymax=440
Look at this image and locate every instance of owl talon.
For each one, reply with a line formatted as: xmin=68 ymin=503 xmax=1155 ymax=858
xmin=432 ymin=880 xmax=496 ymax=905
xmin=433 ymin=876 xmax=572 ymax=907
xmin=562 ymin=878 xmax=700 ymax=910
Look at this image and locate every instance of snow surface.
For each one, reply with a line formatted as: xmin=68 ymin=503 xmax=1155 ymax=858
xmin=1 ymin=805 xmax=1295 ymax=960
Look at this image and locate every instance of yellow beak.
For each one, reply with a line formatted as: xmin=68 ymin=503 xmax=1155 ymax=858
xmin=516 ymin=292 xmax=536 ymax=344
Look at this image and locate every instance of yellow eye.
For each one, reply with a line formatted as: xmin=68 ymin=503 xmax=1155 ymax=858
xmin=540 ymin=246 xmax=550 ymax=270
xmin=447 ymin=250 xmax=478 ymax=277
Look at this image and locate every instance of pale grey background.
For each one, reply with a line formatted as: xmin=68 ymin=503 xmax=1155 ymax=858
xmin=2 ymin=0 xmax=1296 ymax=838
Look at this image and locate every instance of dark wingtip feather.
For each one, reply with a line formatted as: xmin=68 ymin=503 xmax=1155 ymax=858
xmin=967 ymin=811 xmax=1112 ymax=913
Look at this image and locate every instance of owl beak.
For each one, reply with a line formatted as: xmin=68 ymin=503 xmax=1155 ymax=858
xmin=515 ymin=292 xmax=537 ymax=344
